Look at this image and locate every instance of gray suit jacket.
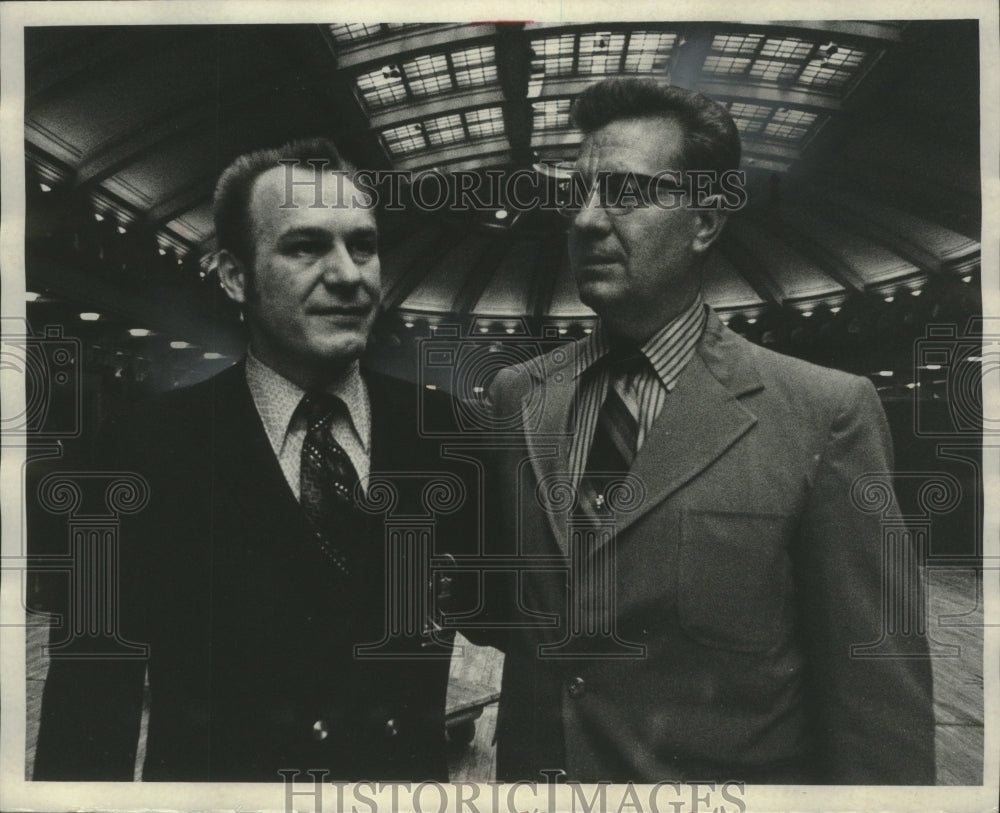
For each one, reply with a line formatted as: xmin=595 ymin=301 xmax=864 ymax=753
xmin=484 ymin=308 xmax=935 ymax=784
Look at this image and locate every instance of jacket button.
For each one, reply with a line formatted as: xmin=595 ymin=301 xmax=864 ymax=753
xmin=567 ymin=677 xmax=586 ymax=699
xmin=311 ymin=720 xmax=329 ymax=741
xmin=384 ymin=718 xmax=399 ymax=737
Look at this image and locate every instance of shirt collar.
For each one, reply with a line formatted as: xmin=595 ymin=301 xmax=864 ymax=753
xmin=245 ymin=351 xmax=369 ymax=452
xmin=575 ymin=292 xmax=707 ymax=389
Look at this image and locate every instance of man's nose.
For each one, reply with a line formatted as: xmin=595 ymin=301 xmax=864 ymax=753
xmin=320 ymin=244 xmax=362 ymax=285
xmin=572 ymin=186 xmax=611 ymax=231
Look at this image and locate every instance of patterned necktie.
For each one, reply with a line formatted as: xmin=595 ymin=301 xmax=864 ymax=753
xmin=299 ymin=391 xmax=362 ymax=576
xmin=579 ymin=345 xmax=645 ymax=512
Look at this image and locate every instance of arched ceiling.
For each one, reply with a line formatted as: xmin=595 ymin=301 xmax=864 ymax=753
xmin=21 ymin=18 xmax=982 ymax=380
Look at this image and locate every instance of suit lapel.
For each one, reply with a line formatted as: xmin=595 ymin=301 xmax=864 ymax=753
xmin=209 ymin=363 xmax=314 ymax=550
xmin=522 ymin=360 xmax=578 ymax=555
xmin=587 ymin=312 xmax=764 ymax=539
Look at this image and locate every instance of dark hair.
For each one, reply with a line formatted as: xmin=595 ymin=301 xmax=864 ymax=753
xmin=571 ymin=78 xmax=741 ymax=179
xmin=213 ymin=137 xmax=354 ymax=268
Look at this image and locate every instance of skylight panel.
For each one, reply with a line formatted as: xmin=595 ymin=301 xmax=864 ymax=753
xmin=577 ymin=31 xmax=626 ymax=75
xmin=465 ymin=107 xmax=505 ymax=139
xmin=763 ymin=108 xmax=818 ymax=141
xmin=532 ymin=34 xmax=576 ymax=76
xmin=711 ymin=33 xmax=764 ymax=55
xmin=424 ymin=113 xmax=465 ymax=147
xmin=532 ymin=99 xmax=572 ymax=130
xmin=703 ymin=55 xmax=752 ymax=75
xmin=750 ymin=59 xmax=801 ymax=82
xmin=356 ymin=65 xmax=408 ymax=108
xmin=451 ymin=45 xmax=498 ymax=89
xmin=381 ymin=122 xmax=426 ymax=156
xmin=329 ymin=23 xmax=383 ymax=44
xmin=758 ymin=37 xmax=813 ymax=60
xmin=727 ymin=102 xmax=772 ymax=135
xmin=622 ymin=31 xmax=676 ymax=72
xmin=405 ymin=53 xmax=452 ymax=97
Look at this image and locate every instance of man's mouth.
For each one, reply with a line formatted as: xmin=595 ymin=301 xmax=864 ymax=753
xmin=309 ymin=305 xmax=372 ymax=316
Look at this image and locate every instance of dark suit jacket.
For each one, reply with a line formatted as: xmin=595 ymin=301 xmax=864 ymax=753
xmin=34 ymin=362 xmax=474 ymax=781
xmin=484 ymin=309 xmax=936 ymax=784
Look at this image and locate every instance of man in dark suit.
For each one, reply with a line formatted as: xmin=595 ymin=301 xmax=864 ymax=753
xmin=484 ymin=79 xmax=935 ymax=784
xmin=34 ymin=139 xmax=470 ymax=781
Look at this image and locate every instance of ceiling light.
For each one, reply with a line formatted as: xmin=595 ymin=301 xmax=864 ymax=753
xmin=203 ymin=352 xmax=224 ymax=360
xmin=921 ymin=364 xmax=941 ymax=371
xmin=877 ymin=370 xmax=894 ymax=377
xmin=404 ymin=321 xmax=415 ymax=328
xmin=910 ymin=289 xmax=922 ymax=297
xmin=583 ymin=328 xmax=593 ymax=334
xmin=472 ymin=386 xmax=484 ymax=394
xmin=79 ymin=312 xmax=101 ymax=321
xmin=478 ymin=326 xmax=490 ymax=334
xmin=158 ymin=247 xmax=167 ymax=256
xmin=557 ymin=328 xmax=568 ymax=335
xmin=883 ymin=295 xmax=894 ymax=303
xmin=25 ymin=291 xmax=41 ymax=302
xmin=505 ymin=327 xmax=516 ymax=334
xmin=961 ymin=275 xmax=973 ymax=283
xmin=906 ymin=382 xmax=919 ymax=389
xmin=746 ymin=317 xmax=758 ymax=325
xmin=425 ymin=384 xmax=437 ymax=390
xmin=801 ymin=310 xmax=813 ymax=318
xmin=170 ymin=341 xmax=193 ymax=349
xmin=128 ymin=328 xmax=152 ymax=337
xmin=117 ymin=225 xmax=127 ymax=235
xmin=494 ymin=209 xmax=509 ymax=220
xmin=93 ymin=212 xmax=104 ymax=222
xmin=39 ymin=182 xmax=52 ymax=192
xmin=830 ymin=306 xmax=841 ymax=314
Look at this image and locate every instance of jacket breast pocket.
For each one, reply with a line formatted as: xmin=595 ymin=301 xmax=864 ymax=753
xmin=677 ymin=510 xmax=795 ymax=652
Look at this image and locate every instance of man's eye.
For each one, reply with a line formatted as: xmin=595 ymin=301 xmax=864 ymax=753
xmin=284 ymin=241 xmax=323 ymax=257
xmin=350 ymin=239 xmax=377 ymax=261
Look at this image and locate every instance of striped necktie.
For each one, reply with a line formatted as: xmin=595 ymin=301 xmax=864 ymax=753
xmin=579 ymin=345 xmax=644 ymax=513
xmin=299 ymin=391 xmax=362 ymax=576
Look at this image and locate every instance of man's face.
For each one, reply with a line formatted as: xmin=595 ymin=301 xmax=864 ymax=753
xmin=568 ymin=116 xmax=717 ymax=342
xmin=223 ymin=165 xmax=381 ymax=387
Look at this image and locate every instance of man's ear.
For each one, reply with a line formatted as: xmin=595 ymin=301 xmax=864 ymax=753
xmin=217 ymin=249 xmax=248 ymax=305
xmin=692 ymin=204 xmax=727 ymax=256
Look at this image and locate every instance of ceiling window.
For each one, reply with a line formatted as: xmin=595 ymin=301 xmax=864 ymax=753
xmin=763 ymin=108 xmax=819 ymax=141
xmin=328 ymin=23 xmax=423 ymax=45
xmin=577 ymin=31 xmax=626 ymax=75
xmin=532 ymin=98 xmax=572 ymax=130
xmin=727 ymin=102 xmax=773 ymax=136
xmin=380 ymin=106 xmax=505 ymax=157
xmin=354 ymin=45 xmax=498 ymax=109
xmin=623 ymin=31 xmax=677 ymax=72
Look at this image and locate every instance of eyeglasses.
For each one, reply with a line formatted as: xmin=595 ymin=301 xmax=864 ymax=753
xmin=555 ymin=171 xmax=687 ymax=218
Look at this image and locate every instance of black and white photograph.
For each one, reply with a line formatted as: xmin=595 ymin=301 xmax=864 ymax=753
xmin=1 ymin=2 xmax=996 ymax=811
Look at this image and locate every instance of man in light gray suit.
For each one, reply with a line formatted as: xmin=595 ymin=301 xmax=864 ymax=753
xmin=483 ymin=78 xmax=935 ymax=784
